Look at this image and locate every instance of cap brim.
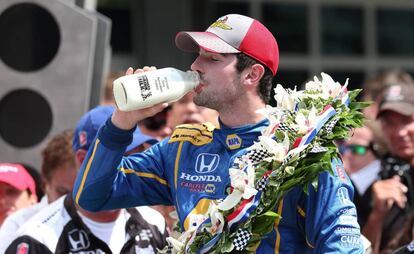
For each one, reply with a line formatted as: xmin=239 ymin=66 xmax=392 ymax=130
xmin=0 ymin=175 xmax=26 ymax=191
xmin=175 ymin=31 xmax=240 ymax=54
xmin=126 ymin=130 xmax=158 ymax=152
xmin=377 ymin=102 xmax=414 ymax=118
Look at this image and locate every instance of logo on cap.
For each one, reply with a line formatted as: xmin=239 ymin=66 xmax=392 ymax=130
xmin=386 ymin=85 xmax=403 ymax=101
xmin=78 ymin=131 xmax=87 ymax=146
xmin=209 ymin=16 xmax=232 ymax=30
xmin=0 ymin=165 xmax=18 ymax=173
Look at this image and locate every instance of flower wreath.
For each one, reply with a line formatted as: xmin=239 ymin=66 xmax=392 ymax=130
xmin=163 ymin=73 xmax=368 ymax=254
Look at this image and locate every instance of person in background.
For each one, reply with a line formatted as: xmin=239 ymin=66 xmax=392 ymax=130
xmin=340 ymin=126 xmax=381 ymax=228
xmin=0 ymin=129 xmax=77 ymax=253
xmin=138 ymin=106 xmax=172 ymax=141
xmin=100 ymin=71 xmax=125 ymax=106
xmin=6 ymin=106 xmax=168 ymax=254
xmin=21 ymin=164 xmax=44 ymax=201
xmin=73 ymin=14 xmax=364 ymax=253
xmin=166 ymin=92 xmax=219 ymax=129
xmin=0 ymin=163 xmax=37 ymax=226
xmin=363 ymin=83 xmax=414 ymax=253
xmin=362 ymin=69 xmax=414 ymax=121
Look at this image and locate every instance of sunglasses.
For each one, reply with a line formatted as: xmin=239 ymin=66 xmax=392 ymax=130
xmin=141 ymin=116 xmax=167 ymax=131
xmin=339 ymin=144 xmax=370 ymax=155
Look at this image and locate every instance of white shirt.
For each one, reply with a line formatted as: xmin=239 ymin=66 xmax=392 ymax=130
xmin=0 ymin=195 xmax=48 ymax=253
xmin=11 ymin=195 xmax=166 ymax=253
xmin=350 ymin=159 xmax=381 ymax=195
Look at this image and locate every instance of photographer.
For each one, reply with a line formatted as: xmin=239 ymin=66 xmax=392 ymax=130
xmin=363 ymin=84 xmax=414 ymax=254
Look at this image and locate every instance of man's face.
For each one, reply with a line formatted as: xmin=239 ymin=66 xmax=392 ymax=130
xmin=341 ymin=127 xmax=376 ymax=174
xmin=0 ymin=182 xmax=35 ymax=224
xmin=140 ymin=110 xmax=172 ymax=140
xmin=190 ymin=50 xmax=244 ymax=111
xmin=380 ymin=111 xmax=414 ymax=160
xmin=45 ymin=164 xmax=77 ymax=203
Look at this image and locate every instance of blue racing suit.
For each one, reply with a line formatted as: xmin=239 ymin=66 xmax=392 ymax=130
xmin=73 ymin=117 xmax=364 ymax=253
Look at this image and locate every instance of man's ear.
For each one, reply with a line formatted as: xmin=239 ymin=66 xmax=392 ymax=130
xmin=75 ymin=149 xmax=87 ymax=167
xmin=243 ymin=63 xmax=265 ymax=87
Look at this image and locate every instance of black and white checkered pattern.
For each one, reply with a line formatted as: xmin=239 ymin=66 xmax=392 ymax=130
xmin=255 ymin=174 xmax=269 ymax=191
xmin=276 ymin=122 xmax=297 ymax=133
xmin=310 ymin=145 xmax=328 ymax=153
xmin=282 ymin=153 xmax=294 ymax=166
xmin=161 ymin=243 xmax=173 ymax=254
xmin=245 ymin=148 xmax=271 ymax=165
xmin=233 ymin=229 xmax=252 ymax=251
xmin=325 ymin=117 xmax=339 ymax=133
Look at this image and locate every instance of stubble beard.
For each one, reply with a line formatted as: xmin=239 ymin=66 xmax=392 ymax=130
xmin=193 ymin=90 xmax=219 ymax=110
xmin=194 ymin=74 xmax=243 ymax=111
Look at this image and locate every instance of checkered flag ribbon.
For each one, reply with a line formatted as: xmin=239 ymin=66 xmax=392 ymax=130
xmin=233 ymin=229 xmax=252 ymax=251
xmin=282 ymin=153 xmax=294 ymax=166
xmin=245 ymin=148 xmax=271 ymax=165
xmin=255 ymin=174 xmax=269 ymax=191
xmin=159 ymin=243 xmax=173 ymax=254
xmin=277 ymin=122 xmax=297 ymax=133
xmin=310 ymin=145 xmax=328 ymax=153
xmin=325 ymin=117 xmax=339 ymax=133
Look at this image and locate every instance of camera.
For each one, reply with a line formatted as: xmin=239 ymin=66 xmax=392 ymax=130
xmin=380 ymin=156 xmax=412 ymax=180
xmin=379 ymin=155 xmax=414 ymax=214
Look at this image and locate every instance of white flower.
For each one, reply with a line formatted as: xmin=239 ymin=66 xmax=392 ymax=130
xmin=258 ymin=134 xmax=289 ymax=162
xmin=274 ymin=84 xmax=297 ymax=111
xmin=304 ymin=72 xmax=346 ymax=100
xmin=166 ymin=237 xmax=185 ymax=253
xmin=295 ymin=107 xmax=318 ymax=134
xmin=208 ymin=203 xmax=225 ymax=234
xmin=218 ymin=162 xmax=257 ymax=211
xmin=320 ymin=72 xmax=343 ymax=99
xmin=256 ymin=106 xmax=285 ymax=137
xmin=304 ymin=76 xmax=322 ymax=92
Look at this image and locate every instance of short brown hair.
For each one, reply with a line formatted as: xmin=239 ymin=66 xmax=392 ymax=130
xmin=41 ymin=129 xmax=76 ymax=182
xmin=102 ymin=71 xmax=125 ymax=105
xmin=363 ymin=69 xmax=414 ymax=102
xmin=236 ymin=53 xmax=274 ymax=104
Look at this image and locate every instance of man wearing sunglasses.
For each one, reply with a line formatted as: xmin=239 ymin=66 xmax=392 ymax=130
xmin=363 ymin=83 xmax=414 ymax=253
xmin=340 ymin=127 xmax=381 ymax=228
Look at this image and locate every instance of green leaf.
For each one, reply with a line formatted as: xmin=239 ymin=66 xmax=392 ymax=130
xmin=262 ymin=210 xmax=282 ymax=218
xmin=284 ymin=166 xmax=295 ymax=175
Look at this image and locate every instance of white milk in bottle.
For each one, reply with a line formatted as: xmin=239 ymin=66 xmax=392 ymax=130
xmin=113 ymin=67 xmax=200 ymax=111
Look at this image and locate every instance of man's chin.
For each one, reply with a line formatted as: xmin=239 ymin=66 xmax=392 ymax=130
xmin=183 ymin=117 xmax=204 ymax=124
xmin=395 ymin=148 xmax=414 ymax=161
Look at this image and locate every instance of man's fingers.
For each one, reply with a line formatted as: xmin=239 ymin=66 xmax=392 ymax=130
xmin=125 ymin=67 xmax=133 ymax=75
xmin=149 ymin=103 xmax=169 ymax=116
xmin=134 ymin=68 xmax=144 ymax=74
xmin=386 ymin=199 xmax=394 ymax=210
xmin=400 ymin=183 xmax=408 ymax=193
xmin=143 ymin=66 xmax=156 ymax=72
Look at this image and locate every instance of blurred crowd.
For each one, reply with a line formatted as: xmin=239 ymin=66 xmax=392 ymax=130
xmin=1 ymin=68 xmax=414 ymax=253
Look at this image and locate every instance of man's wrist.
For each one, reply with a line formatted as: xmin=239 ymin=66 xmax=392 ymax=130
xmin=111 ymin=109 xmax=137 ymax=130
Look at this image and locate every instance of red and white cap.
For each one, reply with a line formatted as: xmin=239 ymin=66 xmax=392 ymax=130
xmin=0 ymin=163 xmax=36 ymax=197
xmin=175 ymin=14 xmax=279 ymax=76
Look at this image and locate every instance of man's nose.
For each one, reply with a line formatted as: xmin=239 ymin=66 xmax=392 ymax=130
xmin=191 ymin=56 xmax=203 ymax=73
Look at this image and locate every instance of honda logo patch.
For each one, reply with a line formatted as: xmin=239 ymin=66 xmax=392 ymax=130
xmin=68 ymin=229 xmax=90 ymax=251
xmin=195 ymin=153 xmax=219 ymax=174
